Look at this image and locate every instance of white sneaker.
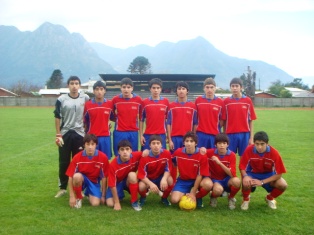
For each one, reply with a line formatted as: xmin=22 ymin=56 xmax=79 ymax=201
xmin=265 ymin=197 xmax=277 ymax=209
xmin=210 ymin=197 xmax=217 ymax=207
xmin=241 ymin=200 xmax=250 ymax=210
xmin=131 ymin=201 xmax=142 ymax=211
xmin=54 ymin=189 xmax=66 ymax=198
xmin=228 ymin=197 xmax=236 ymax=210
xmin=221 ymin=191 xmax=228 ymax=197
xmin=74 ymin=199 xmax=82 ymax=209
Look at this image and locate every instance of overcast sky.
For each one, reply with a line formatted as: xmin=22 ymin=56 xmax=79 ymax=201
xmin=1 ymin=0 xmax=313 ymax=85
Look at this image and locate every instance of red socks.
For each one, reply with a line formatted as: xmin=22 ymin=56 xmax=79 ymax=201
xmin=73 ymin=186 xmax=83 ymax=199
xmin=129 ymin=183 xmax=139 ymax=203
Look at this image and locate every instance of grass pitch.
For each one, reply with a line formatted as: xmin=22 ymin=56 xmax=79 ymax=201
xmin=0 ymin=107 xmax=313 ymax=235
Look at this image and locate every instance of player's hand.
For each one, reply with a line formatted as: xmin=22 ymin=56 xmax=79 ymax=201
xmin=211 ymin=156 xmax=220 ymax=164
xmin=101 ymin=196 xmax=106 ymax=205
xmin=113 ymin=202 xmax=121 ymax=210
xmin=69 ymin=196 xmax=76 ymax=208
xmin=55 ymin=134 xmax=64 ymax=147
xmin=199 ymin=147 xmax=207 ymax=155
xmin=242 ymin=175 xmax=253 ymax=188
xmin=140 ymin=135 xmax=146 ymax=146
xmin=149 ymin=183 xmax=159 ymax=194
xmin=142 ymin=149 xmax=150 ymax=157
xmin=160 ymin=178 xmax=168 ymax=191
xmin=186 ymin=193 xmax=196 ymax=202
xmin=169 ymin=140 xmax=174 ymax=150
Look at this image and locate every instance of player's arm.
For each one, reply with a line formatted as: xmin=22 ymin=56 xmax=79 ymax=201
xmin=160 ymin=171 xmax=170 ymax=191
xmin=68 ymin=177 xmax=76 ymax=208
xmin=111 ymin=186 xmax=121 ymax=210
xmin=167 ymin=124 xmax=174 ymax=150
xmin=141 ymin=177 xmax=159 ymax=193
xmin=139 ymin=121 xmax=146 ymax=146
xmin=248 ymin=120 xmax=254 ymax=145
xmin=187 ymin=175 xmax=202 ymax=201
xmin=211 ymin=156 xmax=232 ymax=177
xmin=241 ymin=170 xmax=253 ymax=188
xmin=252 ymin=173 xmax=283 ymax=187
xmin=100 ymin=177 xmax=107 ymax=205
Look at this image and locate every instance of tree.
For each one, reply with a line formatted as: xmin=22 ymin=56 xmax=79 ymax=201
xmin=240 ymin=66 xmax=256 ymax=102
xmin=9 ymin=80 xmax=41 ymax=95
xmin=268 ymin=80 xmax=292 ymax=97
xmin=284 ymin=78 xmax=309 ymax=90
xmin=127 ymin=56 xmax=151 ymax=74
xmin=46 ymin=69 xmax=63 ymax=89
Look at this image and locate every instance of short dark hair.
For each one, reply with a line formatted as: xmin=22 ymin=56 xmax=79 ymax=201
xmin=149 ymin=78 xmax=162 ymax=88
xmin=253 ymin=131 xmax=269 ymax=143
xmin=230 ymin=77 xmax=243 ymax=87
xmin=117 ymin=140 xmax=132 ymax=151
xmin=149 ymin=134 xmax=163 ymax=145
xmin=204 ymin=77 xmax=216 ymax=87
xmin=214 ymin=133 xmax=229 ymax=145
xmin=93 ymin=80 xmax=106 ymax=90
xmin=67 ymin=76 xmax=81 ymax=85
xmin=83 ymin=133 xmax=98 ymax=145
xmin=175 ymin=81 xmax=189 ymax=92
xmin=183 ymin=131 xmax=198 ymax=144
xmin=121 ymin=77 xmax=134 ymax=87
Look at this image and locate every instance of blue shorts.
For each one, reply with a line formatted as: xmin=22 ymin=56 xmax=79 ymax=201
xmin=113 ymin=130 xmax=139 ymax=156
xmin=105 ymin=178 xmax=129 ymax=200
xmin=141 ymin=133 xmax=167 ymax=151
xmin=82 ymin=175 xmax=101 ymax=198
xmin=97 ymin=136 xmax=112 ymax=160
xmin=196 ymin=131 xmax=215 ymax=149
xmin=173 ymin=178 xmax=195 ymax=193
xmin=227 ymin=132 xmax=250 ymax=156
xmin=212 ymin=176 xmax=231 ymax=192
xmin=170 ymin=136 xmax=184 ymax=153
xmin=247 ymin=172 xmax=275 ymax=193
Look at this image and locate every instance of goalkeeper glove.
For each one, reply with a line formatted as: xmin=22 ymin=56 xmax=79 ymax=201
xmin=55 ymin=134 xmax=64 ymax=147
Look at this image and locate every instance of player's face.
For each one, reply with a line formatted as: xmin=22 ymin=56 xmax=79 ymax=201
xmin=150 ymin=140 xmax=162 ymax=155
xmin=68 ymin=80 xmax=80 ymax=96
xmin=93 ymin=87 xmax=106 ymax=100
xmin=176 ymin=86 xmax=188 ymax=99
xmin=84 ymin=141 xmax=97 ymax=156
xmin=230 ymin=84 xmax=242 ymax=97
xmin=121 ymin=84 xmax=133 ymax=98
xmin=118 ymin=146 xmax=132 ymax=162
xmin=215 ymin=142 xmax=228 ymax=154
xmin=204 ymin=84 xmax=216 ymax=99
xmin=254 ymin=140 xmax=268 ymax=153
xmin=150 ymin=84 xmax=161 ymax=98
xmin=184 ymin=137 xmax=197 ymax=154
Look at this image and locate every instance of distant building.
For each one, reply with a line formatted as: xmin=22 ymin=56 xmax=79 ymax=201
xmin=0 ymin=88 xmax=18 ymax=97
xmin=255 ymin=91 xmax=277 ymax=98
xmin=284 ymin=87 xmax=314 ymax=98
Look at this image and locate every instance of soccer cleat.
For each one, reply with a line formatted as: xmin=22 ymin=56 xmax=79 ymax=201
xmin=209 ymin=197 xmax=217 ymax=207
xmin=161 ymin=198 xmax=171 ymax=206
xmin=241 ymin=200 xmax=250 ymax=210
xmin=74 ymin=199 xmax=82 ymax=209
xmin=54 ymin=189 xmax=66 ymax=198
xmin=265 ymin=197 xmax=277 ymax=209
xmin=131 ymin=201 xmax=142 ymax=211
xmin=196 ymin=198 xmax=204 ymax=208
xmin=228 ymin=197 xmax=236 ymax=210
xmin=139 ymin=197 xmax=146 ymax=207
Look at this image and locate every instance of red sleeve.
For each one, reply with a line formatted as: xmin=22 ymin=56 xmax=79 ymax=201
xmin=229 ymin=152 xmax=237 ymax=177
xmin=200 ymin=154 xmax=210 ymax=177
xmin=137 ymin=157 xmax=147 ymax=180
xmin=65 ymin=152 xmax=80 ymax=177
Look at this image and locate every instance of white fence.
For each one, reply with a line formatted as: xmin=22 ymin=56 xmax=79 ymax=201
xmin=0 ymin=96 xmax=313 ymax=107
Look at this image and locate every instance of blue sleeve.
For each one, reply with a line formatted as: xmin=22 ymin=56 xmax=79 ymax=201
xmin=166 ymin=111 xmax=172 ymax=125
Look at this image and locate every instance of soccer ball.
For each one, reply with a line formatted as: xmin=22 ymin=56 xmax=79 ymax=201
xmin=179 ymin=195 xmax=196 ymax=211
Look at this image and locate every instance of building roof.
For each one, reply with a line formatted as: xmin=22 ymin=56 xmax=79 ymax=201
xmin=0 ymin=87 xmax=18 ymax=97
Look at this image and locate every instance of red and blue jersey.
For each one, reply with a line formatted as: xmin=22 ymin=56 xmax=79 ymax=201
xmin=137 ymin=149 xmax=172 ymax=180
xmin=167 ymin=100 xmax=197 ymax=136
xmin=108 ymin=151 xmax=142 ymax=187
xmin=66 ymin=150 xmax=109 ymax=183
xmin=141 ymin=96 xmax=169 ymax=135
xmin=112 ymin=94 xmax=142 ymax=131
xmin=222 ymin=95 xmax=257 ymax=133
xmin=206 ymin=148 xmax=237 ymax=180
xmin=239 ymin=145 xmax=287 ymax=174
xmin=172 ymin=147 xmax=209 ymax=180
xmin=84 ymin=98 xmax=113 ymax=137
xmin=195 ymin=95 xmax=224 ymax=135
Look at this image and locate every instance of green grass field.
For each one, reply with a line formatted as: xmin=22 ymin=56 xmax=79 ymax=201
xmin=0 ymin=107 xmax=313 ymax=235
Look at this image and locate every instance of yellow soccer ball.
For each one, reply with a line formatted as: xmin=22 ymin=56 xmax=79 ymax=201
xmin=179 ymin=195 xmax=196 ymax=211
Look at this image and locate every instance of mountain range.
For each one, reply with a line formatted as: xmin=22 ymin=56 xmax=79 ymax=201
xmin=0 ymin=22 xmax=293 ymax=90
